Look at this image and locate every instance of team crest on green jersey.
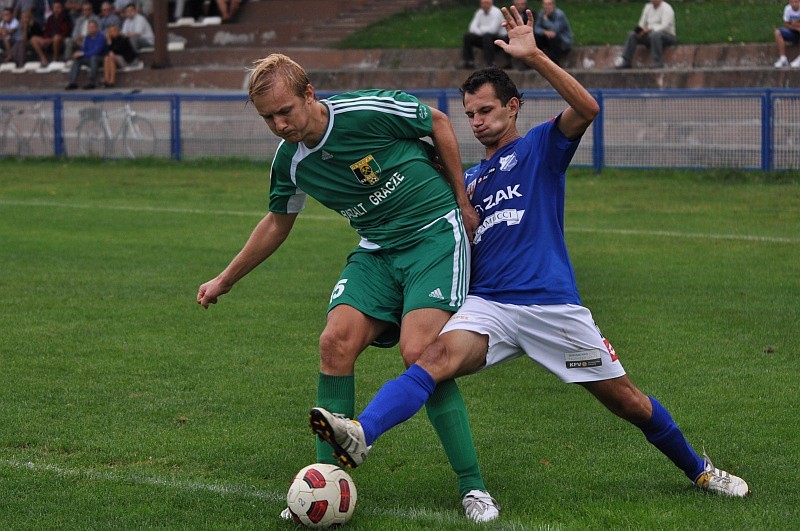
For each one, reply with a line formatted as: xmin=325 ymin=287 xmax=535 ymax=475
xmin=350 ymin=154 xmax=382 ymax=185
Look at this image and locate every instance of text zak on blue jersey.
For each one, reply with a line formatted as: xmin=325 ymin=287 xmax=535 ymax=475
xmin=464 ymin=114 xmax=583 ymax=306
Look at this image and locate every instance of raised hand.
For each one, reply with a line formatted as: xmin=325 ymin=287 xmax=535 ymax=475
xmin=494 ymin=6 xmax=539 ymax=61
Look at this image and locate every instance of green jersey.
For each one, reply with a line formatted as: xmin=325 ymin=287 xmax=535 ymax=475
xmin=269 ymin=89 xmax=458 ymax=249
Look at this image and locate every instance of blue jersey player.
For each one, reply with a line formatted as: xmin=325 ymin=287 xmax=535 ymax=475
xmin=310 ymin=5 xmax=749 ymax=510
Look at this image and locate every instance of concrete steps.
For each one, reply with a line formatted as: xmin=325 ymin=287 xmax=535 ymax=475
xmin=4 ymin=43 xmax=798 ymax=92
xmin=2 ymin=0 xmax=796 ymax=94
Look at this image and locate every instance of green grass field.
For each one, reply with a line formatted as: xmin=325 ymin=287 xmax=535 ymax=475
xmin=338 ymin=0 xmax=781 ymax=48
xmin=1 ymin=160 xmax=799 ymax=530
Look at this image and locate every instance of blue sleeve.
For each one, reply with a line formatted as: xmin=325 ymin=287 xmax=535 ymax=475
xmin=531 ymin=114 xmax=581 ymax=174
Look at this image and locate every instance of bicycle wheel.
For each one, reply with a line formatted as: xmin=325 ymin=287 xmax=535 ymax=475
xmin=18 ymin=119 xmax=54 ymax=157
xmin=77 ymin=118 xmax=107 ymax=157
xmin=123 ymin=116 xmax=156 ymax=158
xmin=0 ymin=119 xmax=21 ymax=157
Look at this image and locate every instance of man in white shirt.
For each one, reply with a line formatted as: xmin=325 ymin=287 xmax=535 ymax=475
xmin=121 ymin=2 xmax=153 ymax=51
xmin=773 ymin=0 xmax=800 ymax=68
xmin=461 ymin=0 xmax=508 ymax=69
xmin=615 ymin=0 xmax=676 ymax=69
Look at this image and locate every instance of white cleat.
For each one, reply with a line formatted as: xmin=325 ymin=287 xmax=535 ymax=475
xmin=694 ymin=453 xmax=750 ymax=497
xmin=462 ymin=489 xmax=500 ymax=523
xmin=791 ymin=56 xmax=800 ymax=68
xmin=774 ymin=56 xmax=789 ymax=68
xmin=309 ymin=407 xmax=371 ymax=468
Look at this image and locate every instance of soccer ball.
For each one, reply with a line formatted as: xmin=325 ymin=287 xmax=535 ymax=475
xmin=287 ymin=463 xmax=357 ymax=527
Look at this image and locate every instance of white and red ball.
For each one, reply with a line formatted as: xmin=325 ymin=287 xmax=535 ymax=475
xmin=287 ymin=463 xmax=357 ymax=527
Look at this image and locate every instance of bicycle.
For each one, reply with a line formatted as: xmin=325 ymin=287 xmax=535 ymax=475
xmin=76 ymin=102 xmax=156 ymax=158
xmin=0 ymin=102 xmax=54 ymax=157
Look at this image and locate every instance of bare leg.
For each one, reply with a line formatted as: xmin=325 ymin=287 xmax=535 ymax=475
xmin=30 ymin=36 xmax=48 ymax=64
xmin=775 ymin=28 xmax=786 ymax=57
xmin=579 ymin=375 xmax=652 ymax=424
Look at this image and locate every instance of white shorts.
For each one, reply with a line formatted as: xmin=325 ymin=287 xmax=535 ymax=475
xmin=441 ymin=296 xmax=626 ymax=383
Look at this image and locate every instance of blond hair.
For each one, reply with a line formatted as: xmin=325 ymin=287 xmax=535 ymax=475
xmin=248 ymin=54 xmax=310 ymax=102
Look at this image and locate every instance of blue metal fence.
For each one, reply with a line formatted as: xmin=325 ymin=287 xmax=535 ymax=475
xmin=1 ymin=89 xmax=798 ymax=170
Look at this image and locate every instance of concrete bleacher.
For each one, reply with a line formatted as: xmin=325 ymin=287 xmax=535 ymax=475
xmin=2 ymin=0 xmax=798 ymax=92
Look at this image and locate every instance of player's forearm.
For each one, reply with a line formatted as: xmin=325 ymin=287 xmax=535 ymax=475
xmin=216 ymin=214 xmax=292 ymax=287
xmin=430 ymin=110 xmax=471 ymax=208
xmin=527 ymin=50 xmax=598 ymax=121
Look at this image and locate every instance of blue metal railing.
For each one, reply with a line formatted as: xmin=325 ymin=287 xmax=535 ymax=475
xmin=1 ymin=89 xmax=798 ymax=171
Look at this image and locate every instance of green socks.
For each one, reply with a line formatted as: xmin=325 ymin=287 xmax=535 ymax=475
xmin=425 ymin=378 xmax=486 ymax=497
xmin=315 ymin=373 xmax=355 ymax=464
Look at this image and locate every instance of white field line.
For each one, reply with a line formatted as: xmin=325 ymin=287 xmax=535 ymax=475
xmin=1 ymin=458 xmax=552 ymax=529
xmin=1 ymin=198 xmax=797 ymax=244
xmin=568 ymin=226 xmax=798 ymax=244
xmin=1 ymin=458 xmax=284 ymax=502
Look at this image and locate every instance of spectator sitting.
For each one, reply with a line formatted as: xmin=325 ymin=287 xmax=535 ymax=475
xmin=461 ymin=0 xmax=508 ymax=69
xmin=0 ymin=7 xmax=19 ymax=62
xmin=29 ymin=0 xmax=73 ymax=66
xmin=534 ymin=0 xmax=572 ymax=66
xmin=65 ymin=18 xmax=105 ymax=89
xmin=65 ymin=2 xmax=97 ymax=59
xmin=121 ymin=2 xmax=152 ymax=51
xmin=9 ymin=9 xmax=43 ymax=67
xmin=98 ymin=1 xmax=120 ymax=31
xmin=615 ymin=0 xmax=676 ymax=69
xmin=102 ymin=22 xmax=138 ymax=87
xmin=773 ymin=0 xmax=800 ymax=68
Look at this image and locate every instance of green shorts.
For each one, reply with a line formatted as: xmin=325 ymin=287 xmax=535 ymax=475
xmin=327 ymin=209 xmax=470 ymax=348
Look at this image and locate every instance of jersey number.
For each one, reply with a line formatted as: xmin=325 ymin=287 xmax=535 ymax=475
xmin=330 ymin=279 xmax=348 ymax=302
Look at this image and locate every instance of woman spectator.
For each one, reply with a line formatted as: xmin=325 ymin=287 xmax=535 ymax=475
xmin=102 ymin=22 xmax=137 ymax=88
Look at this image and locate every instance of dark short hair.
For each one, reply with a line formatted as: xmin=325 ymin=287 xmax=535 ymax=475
xmin=460 ymin=67 xmax=525 ymax=109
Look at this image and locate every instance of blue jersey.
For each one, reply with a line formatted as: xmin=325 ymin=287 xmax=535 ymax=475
xmin=464 ymin=115 xmax=581 ymax=305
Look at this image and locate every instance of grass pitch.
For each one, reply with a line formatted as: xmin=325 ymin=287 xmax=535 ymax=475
xmin=1 ymin=160 xmax=798 ymax=530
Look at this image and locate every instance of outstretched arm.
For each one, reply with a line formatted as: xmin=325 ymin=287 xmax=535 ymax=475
xmin=495 ymin=6 xmax=599 ymax=140
xmin=197 ymin=211 xmax=297 ymax=308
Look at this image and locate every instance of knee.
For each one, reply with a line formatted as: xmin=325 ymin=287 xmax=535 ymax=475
xmin=399 ymin=338 xmax=427 ymax=367
xmin=318 ymin=328 xmax=358 ymax=374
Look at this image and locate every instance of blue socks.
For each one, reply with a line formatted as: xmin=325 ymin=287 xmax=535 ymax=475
xmin=637 ymin=396 xmax=705 ymax=480
xmin=357 ymin=364 xmax=436 ymax=445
